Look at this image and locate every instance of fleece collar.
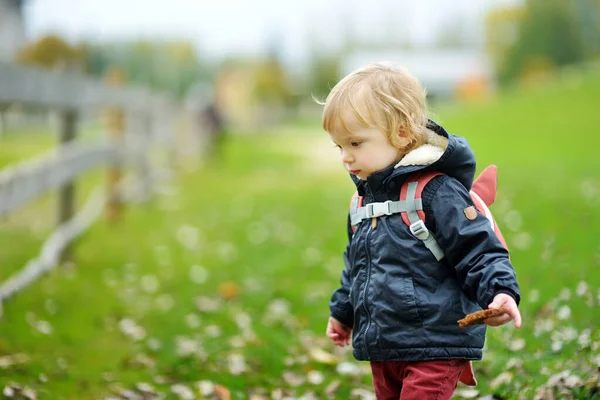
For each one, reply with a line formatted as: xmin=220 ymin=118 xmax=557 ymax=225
xmin=394 ymin=129 xmax=449 ymax=168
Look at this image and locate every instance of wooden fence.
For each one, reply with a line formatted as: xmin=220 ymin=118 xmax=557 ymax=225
xmin=0 ymin=62 xmax=195 ymax=316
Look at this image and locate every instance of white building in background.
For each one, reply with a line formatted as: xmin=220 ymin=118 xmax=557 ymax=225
xmin=342 ymin=49 xmax=494 ymax=101
xmin=0 ymin=0 xmax=27 ymax=62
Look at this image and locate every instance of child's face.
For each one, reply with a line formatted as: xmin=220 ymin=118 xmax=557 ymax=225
xmin=329 ymin=114 xmax=403 ymax=181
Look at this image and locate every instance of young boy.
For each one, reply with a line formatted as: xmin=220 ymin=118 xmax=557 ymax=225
xmin=323 ymin=62 xmax=522 ymax=399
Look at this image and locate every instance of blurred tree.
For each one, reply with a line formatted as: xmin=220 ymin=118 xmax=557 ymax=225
xmin=307 ymin=53 xmax=342 ymax=100
xmin=85 ymin=40 xmax=207 ymax=98
xmin=485 ymin=6 xmax=525 ymax=82
xmin=16 ymin=34 xmax=87 ymax=71
xmin=489 ymin=0 xmax=594 ymax=84
xmin=253 ymin=58 xmax=291 ymax=103
xmin=253 ymin=36 xmax=291 ymax=105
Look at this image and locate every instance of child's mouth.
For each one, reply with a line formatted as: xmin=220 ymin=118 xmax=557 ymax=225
xmin=350 ymin=170 xmax=361 ymax=175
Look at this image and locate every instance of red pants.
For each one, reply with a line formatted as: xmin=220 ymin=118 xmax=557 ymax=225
xmin=371 ymin=359 xmax=468 ymax=400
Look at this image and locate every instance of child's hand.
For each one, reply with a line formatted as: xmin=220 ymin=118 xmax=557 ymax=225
xmin=485 ymin=293 xmax=522 ymax=328
xmin=326 ymin=317 xmax=352 ymax=347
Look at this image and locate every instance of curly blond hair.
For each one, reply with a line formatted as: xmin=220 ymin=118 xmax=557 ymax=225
xmin=321 ymin=62 xmax=428 ymax=152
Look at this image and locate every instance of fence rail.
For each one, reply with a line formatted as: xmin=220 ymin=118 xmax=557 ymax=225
xmin=0 ymin=62 xmax=193 ymax=314
xmin=0 ymin=62 xmax=152 ymax=110
xmin=0 ymin=142 xmax=117 ymax=217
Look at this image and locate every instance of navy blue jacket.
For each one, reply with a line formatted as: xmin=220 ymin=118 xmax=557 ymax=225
xmin=329 ymin=121 xmax=520 ymax=362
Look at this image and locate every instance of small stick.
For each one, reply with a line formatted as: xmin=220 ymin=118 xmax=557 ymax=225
xmin=457 ymin=306 xmax=509 ymax=328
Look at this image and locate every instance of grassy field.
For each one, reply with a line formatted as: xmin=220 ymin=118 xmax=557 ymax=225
xmin=0 ymin=69 xmax=599 ymax=399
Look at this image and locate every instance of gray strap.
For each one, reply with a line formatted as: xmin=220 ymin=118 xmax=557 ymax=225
xmin=349 ymin=179 xmax=446 ymax=262
xmin=350 ymin=195 xmax=361 ymax=229
xmin=409 ymin=221 xmax=445 ymax=261
xmin=404 ymin=182 xmax=421 ymax=224
xmin=350 ymin=200 xmax=411 ymax=226
xmin=405 ymin=181 xmax=446 ymax=261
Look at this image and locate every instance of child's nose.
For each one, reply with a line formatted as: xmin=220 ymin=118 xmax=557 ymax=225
xmin=341 ymin=149 xmax=354 ymax=164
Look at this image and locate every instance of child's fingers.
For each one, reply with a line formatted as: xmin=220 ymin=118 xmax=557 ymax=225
xmin=509 ymin=307 xmax=522 ymax=328
xmin=484 ymin=313 xmax=511 ymax=326
xmin=498 ymin=303 xmax=522 ymax=328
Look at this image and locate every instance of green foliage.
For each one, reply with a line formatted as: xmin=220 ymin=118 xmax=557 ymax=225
xmin=307 ymin=54 xmax=342 ymax=100
xmin=252 ymin=58 xmax=291 ymax=104
xmin=85 ymin=40 xmax=208 ymax=98
xmin=492 ymin=0 xmax=599 ymax=84
xmin=16 ymin=35 xmax=87 ymax=72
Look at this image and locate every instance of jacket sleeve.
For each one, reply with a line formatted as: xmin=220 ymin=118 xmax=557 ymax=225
xmin=425 ymin=176 xmax=521 ymax=309
xmin=328 ymin=214 xmax=354 ymax=328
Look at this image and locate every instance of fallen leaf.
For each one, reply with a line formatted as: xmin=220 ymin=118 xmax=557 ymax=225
xmin=195 ymin=380 xmax=215 ymax=396
xmin=214 ymin=384 xmax=231 ymax=400
xmin=0 ymin=354 xmax=30 ymax=369
xmin=309 ymin=348 xmax=338 ymax=365
xmin=350 ymin=388 xmax=375 ymax=400
xmin=135 ymin=382 xmax=157 ymax=395
xmin=336 ymin=361 xmax=362 ymax=376
xmin=283 ymin=371 xmax=305 ymax=387
xmin=228 ymin=353 xmax=248 ymax=375
xmin=171 ymin=384 xmax=194 ymax=400
xmin=490 ymin=372 xmax=513 ymax=390
xmin=307 ymin=370 xmax=324 ymax=385
xmin=325 ymin=380 xmax=341 ymax=398
xmin=195 ymin=296 xmax=221 ymax=312
xmin=508 ymin=338 xmax=526 ymax=352
xmin=219 ymin=281 xmax=240 ymax=299
xmin=453 ymin=388 xmax=479 ymax=399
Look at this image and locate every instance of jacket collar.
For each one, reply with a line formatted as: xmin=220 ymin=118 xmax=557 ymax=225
xmin=351 ymin=122 xmax=450 ymax=195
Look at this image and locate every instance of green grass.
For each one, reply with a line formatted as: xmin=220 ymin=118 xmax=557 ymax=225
xmin=1 ymin=70 xmax=599 ymax=399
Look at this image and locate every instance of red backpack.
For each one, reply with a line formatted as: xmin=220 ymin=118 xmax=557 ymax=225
xmin=349 ymin=165 xmax=509 ymax=260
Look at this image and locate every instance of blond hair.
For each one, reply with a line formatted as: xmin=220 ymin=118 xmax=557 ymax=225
xmin=321 ymin=62 xmax=428 ymax=151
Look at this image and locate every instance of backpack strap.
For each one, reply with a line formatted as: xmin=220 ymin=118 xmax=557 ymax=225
xmin=349 ymin=188 xmax=414 ymax=229
xmin=349 ymin=192 xmax=364 ymax=233
xmin=400 ymin=172 xmax=446 ymax=261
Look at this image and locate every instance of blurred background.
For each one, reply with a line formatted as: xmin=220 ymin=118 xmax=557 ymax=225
xmin=3 ymin=0 xmax=599 ymax=129
xmin=1 ymin=0 xmax=599 ymax=399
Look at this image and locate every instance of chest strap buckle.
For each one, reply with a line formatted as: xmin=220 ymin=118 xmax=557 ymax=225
xmin=365 ymin=200 xmax=393 ymax=218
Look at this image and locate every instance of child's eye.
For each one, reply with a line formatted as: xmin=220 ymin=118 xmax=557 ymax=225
xmin=351 ymin=142 xmax=362 ymax=147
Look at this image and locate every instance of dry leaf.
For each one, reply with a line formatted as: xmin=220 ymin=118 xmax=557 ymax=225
xmin=283 ymin=371 xmax=305 ymax=387
xmin=325 ymin=380 xmax=341 ymax=398
xmin=0 ymin=354 xmax=30 ymax=369
xmin=336 ymin=362 xmax=362 ymax=376
xmin=309 ymin=348 xmax=338 ymax=365
xmin=490 ymin=372 xmax=513 ymax=390
xmin=350 ymin=388 xmax=375 ymax=400
xmin=218 ymin=281 xmax=240 ymax=299
xmin=453 ymin=388 xmax=479 ymax=399
xmin=214 ymin=384 xmax=231 ymax=400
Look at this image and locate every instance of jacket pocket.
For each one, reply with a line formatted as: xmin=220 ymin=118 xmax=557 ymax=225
xmin=376 ymin=276 xmax=425 ymax=349
xmin=394 ymin=277 xmax=423 ymax=324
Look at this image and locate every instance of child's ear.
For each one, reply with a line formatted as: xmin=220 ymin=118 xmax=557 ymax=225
xmin=391 ymin=128 xmax=411 ymax=149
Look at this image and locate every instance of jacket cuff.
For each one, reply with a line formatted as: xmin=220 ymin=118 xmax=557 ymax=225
xmin=486 ymin=289 xmax=521 ymax=308
xmin=330 ymin=307 xmax=353 ymax=328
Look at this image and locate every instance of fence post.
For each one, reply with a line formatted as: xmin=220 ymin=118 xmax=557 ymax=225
xmin=0 ymin=106 xmax=7 ymax=139
xmin=58 ymin=108 xmax=78 ymax=262
xmin=104 ymin=68 xmax=125 ymax=222
xmin=139 ymin=111 xmax=152 ymax=201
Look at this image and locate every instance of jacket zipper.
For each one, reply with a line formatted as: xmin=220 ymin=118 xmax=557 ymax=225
xmin=361 ymin=185 xmax=374 ymax=358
